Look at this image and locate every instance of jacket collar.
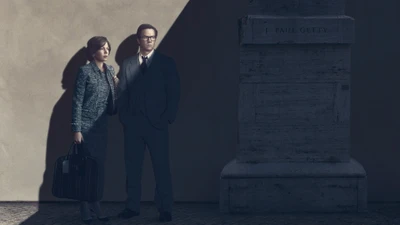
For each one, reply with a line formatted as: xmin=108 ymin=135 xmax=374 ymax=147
xmin=89 ymin=60 xmax=112 ymax=73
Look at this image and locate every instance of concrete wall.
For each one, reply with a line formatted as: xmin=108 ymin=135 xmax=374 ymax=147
xmin=0 ymin=0 xmax=399 ymax=202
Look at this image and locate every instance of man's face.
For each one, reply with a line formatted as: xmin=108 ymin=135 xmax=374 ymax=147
xmin=137 ymin=29 xmax=157 ymax=52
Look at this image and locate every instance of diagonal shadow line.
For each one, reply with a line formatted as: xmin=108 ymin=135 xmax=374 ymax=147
xmin=19 ymin=0 xmax=219 ymax=224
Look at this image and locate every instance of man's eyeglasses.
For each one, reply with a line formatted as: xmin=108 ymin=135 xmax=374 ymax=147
xmin=140 ymin=36 xmax=156 ymax=41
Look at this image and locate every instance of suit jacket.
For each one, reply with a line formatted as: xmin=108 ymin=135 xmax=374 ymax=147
xmin=117 ymin=51 xmax=180 ymax=129
xmin=71 ymin=61 xmax=117 ymax=132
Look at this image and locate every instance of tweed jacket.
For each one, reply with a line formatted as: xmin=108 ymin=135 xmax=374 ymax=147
xmin=71 ymin=61 xmax=116 ymax=132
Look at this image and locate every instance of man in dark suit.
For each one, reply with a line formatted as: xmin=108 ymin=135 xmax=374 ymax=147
xmin=116 ymin=24 xmax=180 ymax=222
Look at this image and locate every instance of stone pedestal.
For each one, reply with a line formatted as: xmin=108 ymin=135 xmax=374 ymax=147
xmin=220 ymin=0 xmax=367 ymax=213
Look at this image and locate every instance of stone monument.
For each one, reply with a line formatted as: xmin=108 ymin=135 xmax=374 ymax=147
xmin=220 ymin=0 xmax=367 ymax=213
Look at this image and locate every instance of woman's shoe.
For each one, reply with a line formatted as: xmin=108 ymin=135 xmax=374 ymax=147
xmin=89 ymin=201 xmax=109 ymax=222
xmin=80 ymin=202 xmax=93 ymax=224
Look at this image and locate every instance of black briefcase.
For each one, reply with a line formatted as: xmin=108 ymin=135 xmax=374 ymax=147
xmin=52 ymin=143 xmax=100 ymax=201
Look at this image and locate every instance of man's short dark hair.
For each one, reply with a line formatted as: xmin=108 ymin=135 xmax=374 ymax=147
xmin=86 ymin=36 xmax=111 ymax=61
xmin=137 ymin=24 xmax=158 ymax=38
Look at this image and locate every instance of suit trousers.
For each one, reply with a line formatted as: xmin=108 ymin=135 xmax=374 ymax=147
xmin=123 ymin=112 xmax=173 ymax=213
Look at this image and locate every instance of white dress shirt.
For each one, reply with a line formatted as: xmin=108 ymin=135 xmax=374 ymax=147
xmin=138 ymin=49 xmax=155 ymax=65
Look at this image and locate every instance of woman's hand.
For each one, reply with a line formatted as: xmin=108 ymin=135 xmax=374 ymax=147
xmin=73 ymin=132 xmax=84 ymax=144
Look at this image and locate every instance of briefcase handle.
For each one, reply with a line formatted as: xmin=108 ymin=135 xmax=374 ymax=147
xmin=66 ymin=142 xmax=85 ymax=159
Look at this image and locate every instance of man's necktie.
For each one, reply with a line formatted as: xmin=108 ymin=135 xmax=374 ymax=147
xmin=141 ymin=56 xmax=148 ymax=74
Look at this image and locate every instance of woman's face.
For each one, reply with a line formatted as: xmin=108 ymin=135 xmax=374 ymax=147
xmin=93 ymin=42 xmax=110 ymax=62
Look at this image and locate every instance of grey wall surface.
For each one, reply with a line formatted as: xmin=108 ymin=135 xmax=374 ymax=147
xmin=0 ymin=0 xmax=399 ymax=203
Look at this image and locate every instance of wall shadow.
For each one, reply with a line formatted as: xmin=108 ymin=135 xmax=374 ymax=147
xmin=19 ymin=48 xmax=87 ymax=224
xmin=132 ymin=0 xmax=239 ymax=202
xmin=20 ymin=0 xmax=239 ymax=223
xmin=115 ymin=34 xmax=139 ymax=68
xmin=103 ymin=0 xmax=237 ymax=203
xmin=151 ymin=0 xmax=238 ymax=202
xmin=345 ymin=0 xmax=400 ymax=201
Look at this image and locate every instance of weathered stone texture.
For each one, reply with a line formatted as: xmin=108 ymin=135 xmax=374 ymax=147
xmin=240 ymin=45 xmax=351 ymax=83
xmin=220 ymin=159 xmax=367 ymax=213
xmin=228 ymin=177 xmax=359 ymax=213
xmin=220 ymin=0 xmax=366 ymax=213
xmin=237 ymin=122 xmax=349 ymax=163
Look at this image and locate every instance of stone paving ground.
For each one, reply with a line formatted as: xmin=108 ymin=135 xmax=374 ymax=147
xmin=0 ymin=202 xmax=399 ymax=225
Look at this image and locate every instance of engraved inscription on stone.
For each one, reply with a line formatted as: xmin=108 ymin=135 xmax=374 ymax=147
xmin=240 ymin=16 xmax=354 ymax=44
xmin=270 ymin=27 xmax=328 ymax=34
xmin=238 ymin=82 xmax=350 ymax=125
xmin=255 ymin=83 xmax=339 ymax=124
xmin=239 ymin=45 xmax=351 ymax=83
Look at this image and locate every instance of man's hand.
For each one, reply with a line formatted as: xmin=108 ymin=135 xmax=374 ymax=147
xmin=113 ymin=76 xmax=120 ymax=86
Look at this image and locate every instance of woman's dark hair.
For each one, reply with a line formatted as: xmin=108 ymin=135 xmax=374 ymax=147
xmin=136 ymin=24 xmax=158 ymax=38
xmin=86 ymin=36 xmax=111 ymax=61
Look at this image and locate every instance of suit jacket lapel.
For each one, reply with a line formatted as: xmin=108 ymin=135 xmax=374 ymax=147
xmin=127 ymin=51 xmax=160 ymax=86
xmin=145 ymin=51 xmax=160 ymax=75
xmin=127 ymin=54 xmax=142 ymax=85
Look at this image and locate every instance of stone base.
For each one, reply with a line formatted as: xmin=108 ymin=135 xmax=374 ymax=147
xmin=220 ymin=158 xmax=367 ymax=213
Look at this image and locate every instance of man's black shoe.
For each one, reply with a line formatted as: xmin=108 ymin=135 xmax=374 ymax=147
xmin=159 ymin=211 xmax=172 ymax=222
xmin=118 ymin=208 xmax=140 ymax=219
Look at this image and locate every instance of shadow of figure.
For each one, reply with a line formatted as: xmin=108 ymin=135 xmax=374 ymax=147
xmin=115 ymin=34 xmax=139 ymax=69
xmin=19 ymin=48 xmax=88 ymax=225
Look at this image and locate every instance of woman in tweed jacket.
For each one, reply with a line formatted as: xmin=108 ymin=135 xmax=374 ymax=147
xmin=71 ymin=36 xmax=118 ymax=224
